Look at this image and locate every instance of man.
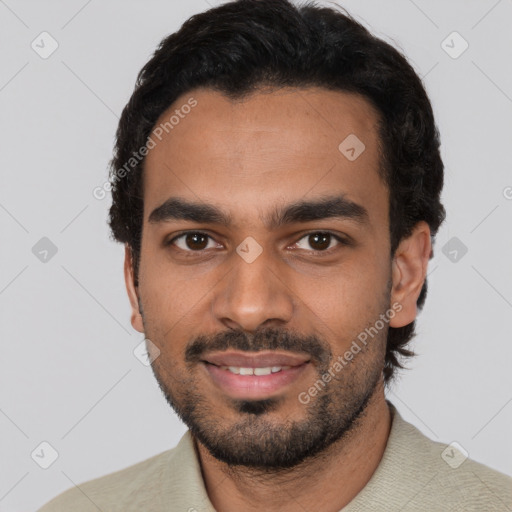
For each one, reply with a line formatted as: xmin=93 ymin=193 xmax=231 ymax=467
xmin=39 ymin=0 xmax=511 ymax=510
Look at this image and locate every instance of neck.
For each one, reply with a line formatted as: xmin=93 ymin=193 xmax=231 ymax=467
xmin=195 ymin=381 xmax=392 ymax=512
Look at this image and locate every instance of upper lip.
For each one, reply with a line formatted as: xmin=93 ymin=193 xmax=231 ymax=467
xmin=202 ymin=351 xmax=310 ymax=368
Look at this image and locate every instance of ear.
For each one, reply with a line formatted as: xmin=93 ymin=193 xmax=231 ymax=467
xmin=389 ymin=221 xmax=432 ymax=328
xmin=124 ymin=245 xmax=145 ymax=333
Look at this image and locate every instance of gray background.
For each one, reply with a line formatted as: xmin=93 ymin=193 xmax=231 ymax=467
xmin=1 ymin=0 xmax=511 ymax=510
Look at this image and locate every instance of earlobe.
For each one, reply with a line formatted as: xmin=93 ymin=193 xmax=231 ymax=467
xmin=389 ymin=221 xmax=431 ymax=328
xmin=123 ymin=245 xmax=145 ymax=333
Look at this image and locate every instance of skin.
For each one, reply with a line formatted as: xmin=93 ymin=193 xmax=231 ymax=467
xmin=123 ymin=86 xmax=431 ymax=511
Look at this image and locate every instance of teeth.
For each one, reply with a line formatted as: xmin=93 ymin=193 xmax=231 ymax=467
xmin=254 ymin=367 xmax=272 ymax=376
xmin=218 ymin=365 xmax=292 ymax=375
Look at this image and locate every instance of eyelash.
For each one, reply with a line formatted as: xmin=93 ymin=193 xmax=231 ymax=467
xmin=165 ymin=230 xmax=351 ymax=257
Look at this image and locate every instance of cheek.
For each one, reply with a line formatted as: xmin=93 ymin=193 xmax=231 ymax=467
xmin=141 ymin=279 xmax=200 ymax=334
xmin=138 ymin=258 xmax=215 ymax=348
xmin=294 ymin=256 xmax=390 ymax=342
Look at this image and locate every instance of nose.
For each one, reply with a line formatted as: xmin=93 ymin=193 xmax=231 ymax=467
xmin=211 ymin=246 xmax=295 ymax=333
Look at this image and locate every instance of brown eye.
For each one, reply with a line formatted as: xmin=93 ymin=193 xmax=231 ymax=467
xmin=308 ymin=233 xmax=331 ymax=251
xmin=169 ymin=232 xmax=216 ymax=252
xmin=292 ymin=232 xmax=347 ymax=253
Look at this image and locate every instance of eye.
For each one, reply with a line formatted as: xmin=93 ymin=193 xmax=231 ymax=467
xmin=167 ymin=231 xmax=220 ymax=252
xmin=166 ymin=230 xmax=350 ymax=256
xmin=290 ymin=231 xmax=348 ymax=253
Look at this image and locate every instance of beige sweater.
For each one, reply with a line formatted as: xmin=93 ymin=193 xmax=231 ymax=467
xmin=38 ymin=402 xmax=512 ymax=511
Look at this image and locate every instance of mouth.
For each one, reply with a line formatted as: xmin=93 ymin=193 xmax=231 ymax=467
xmin=207 ymin=364 xmax=294 ymax=375
xmin=201 ymin=351 xmax=311 ymax=399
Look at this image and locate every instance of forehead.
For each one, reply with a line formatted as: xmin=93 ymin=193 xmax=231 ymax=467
xmin=143 ymin=86 xmax=387 ymax=230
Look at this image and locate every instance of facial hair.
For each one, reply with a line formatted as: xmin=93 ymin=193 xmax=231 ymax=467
xmin=145 ymin=318 xmax=387 ymax=471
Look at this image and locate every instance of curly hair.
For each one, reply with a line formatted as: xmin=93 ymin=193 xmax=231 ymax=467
xmin=108 ymin=0 xmax=446 ymax=384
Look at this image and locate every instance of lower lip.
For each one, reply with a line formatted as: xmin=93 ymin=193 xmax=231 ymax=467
xmin=203 ymin=362 xmax=309 ymax=399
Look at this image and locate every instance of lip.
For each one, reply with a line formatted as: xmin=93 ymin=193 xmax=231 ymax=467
xmin=202 ymin=353 xmax=311 ymax=400
xmin=202 ymin=350 xmax=310 ymax=368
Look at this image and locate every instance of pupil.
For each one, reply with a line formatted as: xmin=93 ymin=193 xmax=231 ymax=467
xmin=310 ymin=233 xmax=330 ymax=250
xmin=187 ymin=233 xmax=207 ymax=250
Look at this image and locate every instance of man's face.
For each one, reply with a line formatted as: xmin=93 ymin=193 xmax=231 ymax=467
xmin=130 ymin=87 xmax=395 ymax=468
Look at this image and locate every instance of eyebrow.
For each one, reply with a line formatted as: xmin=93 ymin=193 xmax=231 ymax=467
xmin=148 ymin=194 xmax=370 ymax=229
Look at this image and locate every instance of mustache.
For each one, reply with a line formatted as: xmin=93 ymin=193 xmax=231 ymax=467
xmin=185 ymin=326 xmax=332 ymax=366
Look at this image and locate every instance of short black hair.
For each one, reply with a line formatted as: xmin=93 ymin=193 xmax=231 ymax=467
xmin=108 ymin=0 xmax=446 ymax=384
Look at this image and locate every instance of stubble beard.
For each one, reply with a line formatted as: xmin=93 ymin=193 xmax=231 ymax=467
xmin=147 ymin=323 xmax=386 ymax=471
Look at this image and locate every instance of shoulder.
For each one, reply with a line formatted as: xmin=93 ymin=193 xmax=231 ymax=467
xmin=37 ymin=446 xmax=177 ymax=512
xmin=386 ymin=405 xmax=512 ymax=510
